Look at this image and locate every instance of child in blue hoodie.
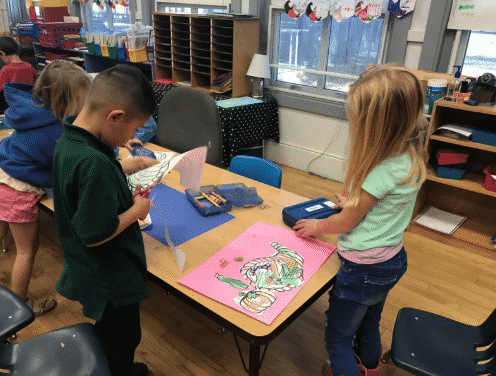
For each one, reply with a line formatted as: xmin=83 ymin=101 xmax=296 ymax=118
xmin=0 ymin=60 xmax=91 ymax=316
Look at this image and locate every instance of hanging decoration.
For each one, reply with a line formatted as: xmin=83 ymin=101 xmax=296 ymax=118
xmin=108 ymin=0 xmax=115 ymax=9
xmin=117 ymin=0 xmax=128 ymax=7
xmin=330 ymin=0 xmax=356 ymax=22
xmin=284 ymin=1 xmax=307 ymax=19
xmin=387 ymin=0 xmax=416 ymax=18
xmin=355 ymin=0 xmax=382 ymax=22
xmin=95 ymin=0 xmax=104 ymax=8
xmin=305 ymin=2 xmax=331 ymax=21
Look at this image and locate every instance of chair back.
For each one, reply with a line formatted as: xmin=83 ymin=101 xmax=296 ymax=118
xmin=229 ymin=155 xmax=282 ymax=188
xmin=0 ymin=285 xmax=34 ymax=342
xmin=156 ymin=87 xmax=222 ymax=167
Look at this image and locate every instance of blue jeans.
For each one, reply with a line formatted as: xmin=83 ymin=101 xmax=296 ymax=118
xmin=325 ymin=248 xmax=407 ymax=375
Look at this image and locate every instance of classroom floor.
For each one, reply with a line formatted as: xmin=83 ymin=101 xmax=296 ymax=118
xmin=2 ymin=164 xmax=496 ymax=376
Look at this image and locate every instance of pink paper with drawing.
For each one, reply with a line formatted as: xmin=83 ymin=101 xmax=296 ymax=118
xmin=177 ymin=222 xmax=337 ymax=325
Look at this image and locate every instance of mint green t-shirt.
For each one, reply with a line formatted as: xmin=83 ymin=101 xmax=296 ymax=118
xmin=337 ymin=154 xmax=421 ymax=251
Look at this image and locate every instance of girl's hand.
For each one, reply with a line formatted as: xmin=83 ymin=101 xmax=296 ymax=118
xmin=132 ymin=184 xmax=151 ymax=220
xmin=123 ymin=138 xmax=143 ymax=152
xmin=333 ymin=191 xmax=347 ymax=209
xmin=293 ymin=219 xmax=321 ymax=238
xmin=120 ymin=156 xmax=159 ymax=174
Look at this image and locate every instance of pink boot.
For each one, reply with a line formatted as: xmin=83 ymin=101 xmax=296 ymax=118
xmin=355 ymin=354 xmax=380 ymax=376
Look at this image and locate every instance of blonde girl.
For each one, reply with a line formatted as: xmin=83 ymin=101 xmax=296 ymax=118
xmin=0 ymin=61 xmax=91 ymax=316
xmin=294 ymin=64 xmax=428 ymax=376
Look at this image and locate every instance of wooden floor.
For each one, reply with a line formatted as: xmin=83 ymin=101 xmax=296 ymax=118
xmin=2 ymin=164 xmax=496 ymax=375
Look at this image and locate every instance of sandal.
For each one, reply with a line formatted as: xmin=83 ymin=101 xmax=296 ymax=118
xmin=26 ymin=298 xmax=57 ymax=317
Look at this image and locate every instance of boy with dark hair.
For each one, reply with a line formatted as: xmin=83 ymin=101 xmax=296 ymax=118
xmin=0 ymin=36 xmax=38 ymax=113
xmin=52 ymin=65 xmax=158 ymax=376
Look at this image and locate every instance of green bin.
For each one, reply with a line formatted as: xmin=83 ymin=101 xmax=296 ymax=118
xmin=85 ymin=41 xmax=96 ymax=55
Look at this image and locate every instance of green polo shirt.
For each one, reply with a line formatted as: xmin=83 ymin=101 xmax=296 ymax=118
xmin=52 ymin=116 xmax=148 ymax=321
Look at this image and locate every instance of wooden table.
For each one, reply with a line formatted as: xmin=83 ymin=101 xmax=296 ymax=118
xmin=20 ymin=136 xmax=340 ymax=376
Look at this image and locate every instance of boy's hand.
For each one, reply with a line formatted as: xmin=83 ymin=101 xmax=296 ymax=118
xmin=133 ymin=184 xmax=151 ymax=220
xmin=123 ymin=138 xmax=143 ymax=152
xmin=293 ymin=219 xmax=321 ymax=238
xmin=120 ymin=156 xmax=159 ymax=174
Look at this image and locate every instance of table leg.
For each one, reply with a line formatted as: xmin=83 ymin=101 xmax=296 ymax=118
xmin=249 ymin=343 xmax=261 ymax=376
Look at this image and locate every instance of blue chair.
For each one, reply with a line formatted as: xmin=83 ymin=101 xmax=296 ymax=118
xmin=229 ymin=155 xmax=282 ymax=188
xmin=0 ymin=285 xmax=111 ymax=376
xmin=382 ymin=307 xmax=496 ymax=375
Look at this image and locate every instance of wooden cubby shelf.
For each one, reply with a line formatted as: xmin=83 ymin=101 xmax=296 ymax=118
xmin=414 ymin=98 xmax=496 ymax=250
xmin=153 ymin=13 xmax=259 ymax=97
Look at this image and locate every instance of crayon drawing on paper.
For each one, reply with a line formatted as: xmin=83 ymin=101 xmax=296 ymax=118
xmin=178 ymin=222 xmax=337 ymax=325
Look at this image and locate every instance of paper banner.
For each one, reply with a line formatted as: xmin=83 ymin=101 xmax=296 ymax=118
xmin=330 ymin=0 xmax=356 ymax=21
xmin=388 ymin=0 xmax=416 ymax=18
xmin=284 ymin=1 xmax=307 ymax=18
xmin=305 ymin=2 xmax=331 ymax=21
xmin=355 ymin=1 xmax=383 ymax=22
xmin=178 ymin=222 xmax=337 ymax=325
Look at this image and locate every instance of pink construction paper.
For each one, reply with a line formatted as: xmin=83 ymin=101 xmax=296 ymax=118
xmin=177 ymin=222 xmax=337 ymax=325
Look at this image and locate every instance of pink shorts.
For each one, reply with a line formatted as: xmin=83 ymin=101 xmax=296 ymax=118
xmin=0 ymin=184 xmax=43 ymax=223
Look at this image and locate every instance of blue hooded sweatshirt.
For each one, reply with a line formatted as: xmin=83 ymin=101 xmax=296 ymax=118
xmin=0 ymin=83 xmax=61 ymax=188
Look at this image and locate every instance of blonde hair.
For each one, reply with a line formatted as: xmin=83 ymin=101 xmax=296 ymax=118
xmin=33 ymin=60 xmax=91 ymax=122
xmin=344 ymin=64 xmax=428 ymax=207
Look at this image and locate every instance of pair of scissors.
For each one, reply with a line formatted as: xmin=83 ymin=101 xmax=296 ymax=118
xmin=132 ymin=179 xmax=159 ymax=200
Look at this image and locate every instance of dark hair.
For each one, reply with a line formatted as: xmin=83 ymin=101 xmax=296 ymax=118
xmin=0 ymin=36 xmax=20 ymax=56
xmin=87 ymin=65 xmax=156 ymax=118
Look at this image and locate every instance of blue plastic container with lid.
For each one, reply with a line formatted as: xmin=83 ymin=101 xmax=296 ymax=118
xmin=472 ymin=127 xmax=496 ymax=147
xmin=436 ymin=166 xmax=465 ymax=180
xmin=282 ymin=197 xmax=341 ymax=228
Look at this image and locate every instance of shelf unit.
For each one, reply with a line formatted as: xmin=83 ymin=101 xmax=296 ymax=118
xmin=152 ymin=13 xmax=260 ymax=97
xmin=411 ymin=100 xmax=496 ymax=250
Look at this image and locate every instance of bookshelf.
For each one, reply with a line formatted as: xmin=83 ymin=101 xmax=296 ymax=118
xmin=152 ymin=13 xmax=260 ymax=97
xmin=410 ymin=100 xmax=496 ymax=250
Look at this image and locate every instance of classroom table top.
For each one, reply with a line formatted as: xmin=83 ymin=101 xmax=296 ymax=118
xmin=0 ymin=128 xmax=340 ymax=340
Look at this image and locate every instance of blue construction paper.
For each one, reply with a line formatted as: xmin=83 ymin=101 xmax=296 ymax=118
xmin=144 ymin=183 xmax=234 ymax=246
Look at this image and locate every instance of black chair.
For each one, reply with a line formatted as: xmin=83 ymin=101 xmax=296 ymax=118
xmin=0 ymin=285 xmax=111 ymax=375
xmin=382 ymin=307 xmax=496 ymax=375
xmin=156 ymin=86 xmax=223 ymax=167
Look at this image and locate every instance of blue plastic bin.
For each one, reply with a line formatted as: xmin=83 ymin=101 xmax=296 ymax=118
xmin=436 ymin=166 xmax=465 ymax=180
xmin=472 ymin=128 xmax=496 ymax=147
xmin=116 ymin=46 xmax=126 ymax=60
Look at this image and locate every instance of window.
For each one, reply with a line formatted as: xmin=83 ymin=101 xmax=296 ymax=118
xmin=270 ymin=9 xmax=387 ymax=96
xmin=156 ymin=3 xmax=227 ymax=14
xmin=84 ymin=2 xmax=131 ymax=35
xmin=462 ymin=31 xmax=496 ymax=78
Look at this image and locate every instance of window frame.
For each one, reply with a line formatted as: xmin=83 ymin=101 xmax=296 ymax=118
xmin=80 ymin=1 xmax=132 ymax=35
xmin=266 ymin=5 xmax=389 ymax=104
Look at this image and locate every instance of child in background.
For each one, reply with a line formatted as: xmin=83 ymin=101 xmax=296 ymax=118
xmin=0 ymin=60 xmax=91 ymax=315
xmin=0 ymin=36 xmax=39 ymax=114
xmin=52 ymin=65 xmax=159 ymax=376
xmin=294 ymin=64 xmax=428 ymax=376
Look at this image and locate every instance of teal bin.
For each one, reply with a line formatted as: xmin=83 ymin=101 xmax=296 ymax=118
xmin=85 ymin=41 xmax=96 ymax=55
xmin=107 ymin=46 xmax=117 ymax=59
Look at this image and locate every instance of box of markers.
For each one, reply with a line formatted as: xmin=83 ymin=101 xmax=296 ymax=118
xmin=185 ymin=183 xmax=264 ymax=216
xmin=185 ymin=185 xmax=233 ymax=216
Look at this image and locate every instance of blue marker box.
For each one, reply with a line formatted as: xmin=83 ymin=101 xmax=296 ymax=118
xmin=282 ymin=197 xmax=341 ymax=228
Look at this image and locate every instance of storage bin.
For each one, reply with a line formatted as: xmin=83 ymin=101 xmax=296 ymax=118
xmin=39 ymin=7 xmax=69 ymax=22
xmin=128 ymin=47 xmax=148 ymax=62
xmin=44 ymin=51 xmax=66 ymax=61
xmin=85 ymin=41 xmax=96 ymax=55
xmin=17 ymin=23 xmax=37 ymax=37
xmin=436 ymin=166 xmax=465 ymax=180
xmin=100 ymin=44 xmax=109 ymax=57
xmin=107 ymin=46 xmax=117 ymax=59
xmin=116 ymin=46 xmax=126 ymax=60
xmin=472 ymin=127 xmax=496 ymax=147
xmin=484 ymin=166 xmax=496 ymax=192
xmin=94 ymin=43 xmax=102 ymax=56
xmin=37 ymin=22 xmax=81 ymax=49
xmin=436 ymin=149 xmax=469 ymax=165
xmin=34 ymin=0 xmax=68 ymax=8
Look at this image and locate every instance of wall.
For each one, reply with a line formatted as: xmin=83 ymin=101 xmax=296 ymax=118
xmin=0 ymin=0 xmax=9 ymax=35
xmin=264 ymin=0 xmax=434 ymax=182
